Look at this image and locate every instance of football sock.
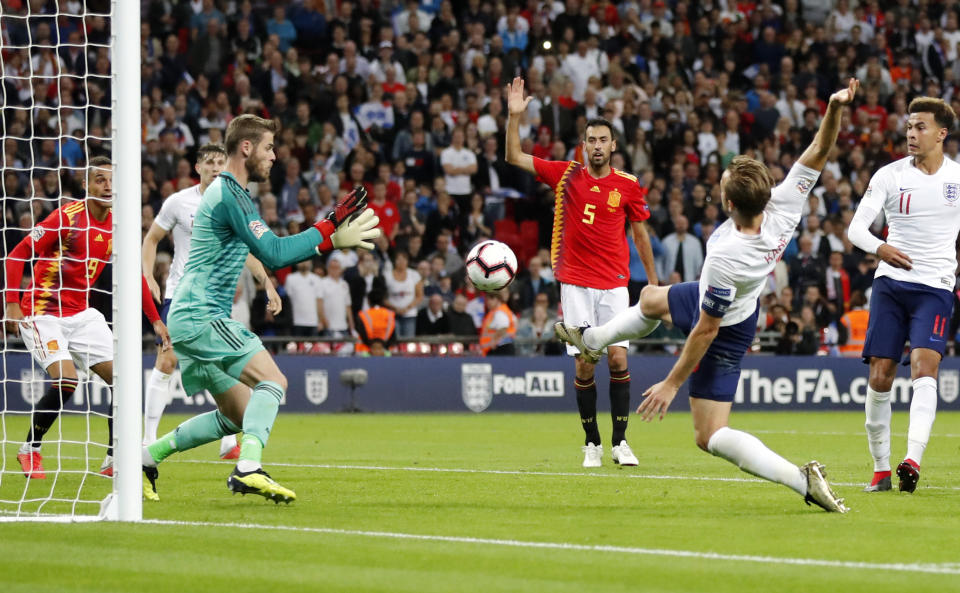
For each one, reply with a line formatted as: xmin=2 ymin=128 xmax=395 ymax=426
xmin=864 ymin=387 xmax=892 ymax=472
xmin=906 ymin=377 xmax=937 ymax=465
xmin=144 ymin=369 xmax=172 ymax=444
xmin=24 ymin=377 xmax=79 ymax=449
xmin=575 ymin=376 xmax=601 ymax=446
xmin=609 ymin=369 xmax=630 ymax=444
xmin=239 ymin=381 xmax=285 ymax=469
xmin=707 ymin=427 xmax=807 ymax=496
xmin=146 ymin=411 xmax=240 ymax=465
xmin=106 ymin=414 xmax=114 ymax=456
xmin=219 ymin=433 xmax=239 ymax=457
xmin=583 ymin=305 xmax=660 ymax=350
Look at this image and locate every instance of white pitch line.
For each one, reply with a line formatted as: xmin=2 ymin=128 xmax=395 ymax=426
xmin=139 ymin=518 xmax=960 ymax=576
xmin=754 ymin=430 xmax=960 ymax=438
xmin=169 ymin=459 xmax=960 ymax=491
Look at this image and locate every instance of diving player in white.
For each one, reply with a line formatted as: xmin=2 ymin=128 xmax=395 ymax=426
xmin=556 ymin=80 xmax=862 ymax=513
xmin=847 ymin=97 xmax=960 ymax=493
xmin=142 ymin=144 xmax=282 ymax=461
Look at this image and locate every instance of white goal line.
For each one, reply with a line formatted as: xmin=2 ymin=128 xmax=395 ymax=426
xmin=166 ymin=459 xmax=960 ymax=491
xmin=140 ymin=518 xmax=960 ymax=576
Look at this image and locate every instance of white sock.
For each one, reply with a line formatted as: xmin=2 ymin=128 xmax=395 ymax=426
xmin=707 ymin=427 xmax=807 ymax=496
xmin=142 ymin=445 xmax=157 ymax=468
xmin=19 ymin=443 xmax=40 ymax=454
xmin=864 ymin=386 xmax=892 ymax=472
xmin=583 ymin=304 xmax=660 ymax=350
xmin=219 ymin=433 xmax=238 ymax=456
xmin=906 ymin=377 xmax=938 ymax=465
xmin=236 ymin=459 xmax=261 ymax=472
xmin=144 ymin=369 xmax=172 ymax=444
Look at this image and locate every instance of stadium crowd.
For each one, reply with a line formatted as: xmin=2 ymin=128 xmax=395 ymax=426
xmin=4 ymin=0 xmax=960 ymax=356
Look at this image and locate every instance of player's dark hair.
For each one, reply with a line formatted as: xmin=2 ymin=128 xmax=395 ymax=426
xmin=724 ymin=155 xmax=774 ymax=219
xmin=86 ymin=156 xmax=112 ymax=182
xmin=584 ymin=117 xmax=615 ymax=140
xmin=225 ymin=114 xmax=277 ymax=155
xmin=909 ymin=97 xmax=956 ymax=131
xmin=196 ymin=143 xmax=227 ymax=162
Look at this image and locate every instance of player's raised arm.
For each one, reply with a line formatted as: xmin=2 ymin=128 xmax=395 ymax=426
xmin=797 ymin=78 xmax=859 ymax=172
xmin=505 ymin=77 xmax=536 ymax=175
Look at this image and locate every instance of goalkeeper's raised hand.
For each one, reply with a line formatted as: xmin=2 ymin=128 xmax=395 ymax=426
xmin=312 ymin=185 xmax=370 ymax=250
xmin=316 ymin=209 xmax=381 ymax=254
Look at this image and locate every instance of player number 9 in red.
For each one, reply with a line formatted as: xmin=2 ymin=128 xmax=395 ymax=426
xmin=86 ymin=260 xmax=99 ymax=279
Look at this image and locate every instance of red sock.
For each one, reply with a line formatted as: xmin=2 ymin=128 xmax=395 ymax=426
xmin=870 ymin=470 xmax=891 ymax=486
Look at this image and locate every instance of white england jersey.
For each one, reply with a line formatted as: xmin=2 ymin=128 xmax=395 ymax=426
xmin=154 ymin=184 xmax=203 ymax=300
xmin=699 ymin=163 xmax=820 ymax=326
xmin=860 ymin=156 xmax=960 ymax=291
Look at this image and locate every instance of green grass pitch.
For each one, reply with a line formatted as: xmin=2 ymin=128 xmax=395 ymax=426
xmin=1 ymin=411 xmax=959 ymax=592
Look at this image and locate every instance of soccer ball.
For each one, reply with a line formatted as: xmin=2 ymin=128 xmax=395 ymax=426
xmin=465 ymin=240 xmax=518 ymax=292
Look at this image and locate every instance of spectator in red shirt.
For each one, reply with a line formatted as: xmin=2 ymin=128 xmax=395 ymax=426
xmin=368 ymin=179 xmax=401 ymax=245
xmin=376 ymin=162 xmax=403 ymax=203
xmin=855 ymin=88 xmax=888 ymax=130
xmin=532 ymin=125 xmax=553 ymax=160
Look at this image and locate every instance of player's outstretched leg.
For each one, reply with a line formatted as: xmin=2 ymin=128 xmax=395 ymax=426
xmin=226 ymin=380 xmax=295 ymax=503
xmin=695 ymin=399 xmax=847 ymax=513
xmin=142 ymin=409 xmax=241 ymax=500
xmin=589 ymin=285 xmax=666 ymax=349
xmin=554 ymin=323 xmax=602 ymax=364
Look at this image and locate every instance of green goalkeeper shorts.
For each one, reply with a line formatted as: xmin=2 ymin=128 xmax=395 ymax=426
xmin=173 ymin=318 xmax=265 ymax=396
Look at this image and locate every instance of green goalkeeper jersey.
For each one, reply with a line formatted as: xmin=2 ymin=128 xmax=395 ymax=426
xmin=168 ymin=172 xmax=322 ymax=343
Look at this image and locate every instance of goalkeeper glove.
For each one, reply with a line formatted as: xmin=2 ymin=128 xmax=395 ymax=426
xmin=325 ymin=185 xmax=368 ymax=229
xmin=315 ymin=209 xmax=382 ymax=254
xmin=312 ymin=185 xmax=369 ymax=250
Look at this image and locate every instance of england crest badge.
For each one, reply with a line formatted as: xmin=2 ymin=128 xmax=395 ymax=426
xmin=304 ymin=370 xmax=329 ymax=405
xmin=944 ymin=182 xmax=960 ymax=204
xmin=939 ymin=369 xmax=959 ymax=404
xmin=461 ymin=363 xmax=493 ymax=413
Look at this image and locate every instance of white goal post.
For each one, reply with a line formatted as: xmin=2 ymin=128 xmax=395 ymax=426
xmin=0 ymin=0 xmax=141 ymax=522
xmin=110 ymin=0 xmax=143 ymax=523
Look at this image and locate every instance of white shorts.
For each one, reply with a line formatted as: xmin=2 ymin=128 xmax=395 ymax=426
xmin=559 ymin=283 xmax=629 ymax=356
xmin=19 ymin=308 xmax=113 ymax=371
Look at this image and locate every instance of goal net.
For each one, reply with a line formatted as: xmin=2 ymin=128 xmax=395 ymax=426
xmin=0 ymin=0 xmax=142 ymax=522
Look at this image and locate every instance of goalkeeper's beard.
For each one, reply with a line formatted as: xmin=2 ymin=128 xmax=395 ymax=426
xmin=245 ymin=155 xmax=269 ymax=183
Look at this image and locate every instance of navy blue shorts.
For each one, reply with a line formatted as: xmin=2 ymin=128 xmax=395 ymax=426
xmin=668 ymin=282 xmax=758 ymax=402
xmin=862 ymin=276 xmax=953 ymax=363
xmin=155 ymin=298 xmax=172 ymax=346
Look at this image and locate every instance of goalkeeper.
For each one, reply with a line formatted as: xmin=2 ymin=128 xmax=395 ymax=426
xmin=142 ymin=114 xmax=380 ymax=503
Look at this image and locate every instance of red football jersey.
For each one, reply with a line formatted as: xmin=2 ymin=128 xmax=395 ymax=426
xmin=369 ymin=199 xmax=401 ymax=243
xmin=7 ymin=200 xmax=112 ymax=317
xmin=534 ymin=158 xmax=650 ymax=289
